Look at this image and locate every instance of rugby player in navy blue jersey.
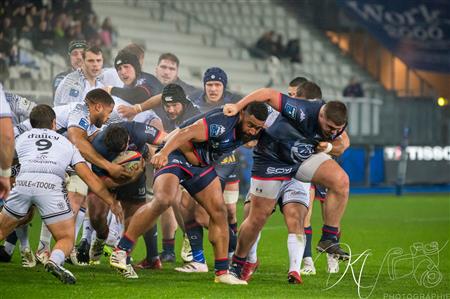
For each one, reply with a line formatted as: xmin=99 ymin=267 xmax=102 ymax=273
xmin=89 ymin=121 xmax=165 ymax=277
xmin=118 ymin=68 xmax=244 ymax=272
xmin=110 ymin=103 xmax=268 ymax=284
xmin=105 ymin=51 xmax=163 ymax=105
xmin=224 ymin=88 xmax=350 ymax=283
xmin=115 ymin=83 xmax=200 ymax=264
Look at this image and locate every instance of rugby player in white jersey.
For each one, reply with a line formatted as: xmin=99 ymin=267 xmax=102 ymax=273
xmin=0 ymin=104 xmax=123 ymax=284
xmin=26 ymin=89 xmax=130 ymax=264
xmin=54 ymin=46 xmax=105 ymax=107
xmin=0 ymin=84 xmax=14 ymax=201
xmin=0 ymin=91 xmax=37 ymax=267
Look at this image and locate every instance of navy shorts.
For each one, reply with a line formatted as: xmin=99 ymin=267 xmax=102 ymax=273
xmin=154 ymin=150 xmax=218 ymax=196
xmin=214 ymin=152 xmax=240 ymax=190
xmin=312 ymin=184 xmax=327 ymax=201
xmin=116 ymin=172 xmax=147 ymax=203
xmin=251 ymin=150 xmax=299 ymax=181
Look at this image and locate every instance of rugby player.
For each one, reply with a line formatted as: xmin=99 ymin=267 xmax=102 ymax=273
xmin=117 ymin=68 xmax=243 ymax=271
xmin=110 ymin=102 xmax=268 ymax=284
xmin=54 ymin=46 xmax=104 ymax=106
xmin=52 ymin=40 xmax=87 ymax=96
xmin=88 ymin=121 xmax=165 ymax=276
xmin=97 ymin=50 xmax=163 ymax=268
xmin=0 ymin=104 xmax=123 ymax=284
xmin=0 ymin=85 xmax=14 ymax=201
xmin=0 ymin=91 xmax=36 ymax=267
xmin=224 ymin=88 xmax=350 ymax=283
xmin=30 ymin=89 xmax=129 ymax=264
xmin=154 ymin=53 xmax=198 ymax=96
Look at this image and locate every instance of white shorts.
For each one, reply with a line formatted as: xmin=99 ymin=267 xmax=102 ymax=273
xmin=278 ymin=179 xmax=310 ymax=208
xmin=249 ymin=178 xmax=283 ymax=199
xmin=247 ymin=179 xmax=310 ymax=208
xmin=3 ymin=173 xmax=73 ymax=225
xmin=295 ymin=152 xmax=332 ymax=182
xmin=66 ymin=174 xmax=88 ymax=196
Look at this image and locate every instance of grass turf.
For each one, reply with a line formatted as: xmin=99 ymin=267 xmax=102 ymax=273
xmin=0 ymin=194 xmax=449 ymax=298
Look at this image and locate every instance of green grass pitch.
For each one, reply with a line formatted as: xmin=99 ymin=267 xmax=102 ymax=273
xmin=0 ymin=194 xmax=449 ymax=298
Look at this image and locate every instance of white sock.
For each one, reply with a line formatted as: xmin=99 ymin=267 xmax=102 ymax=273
xmin=81 ymin=216 xmax=93 ymax=243
xmin=74 ymin=208 xmax=86 ymax=241
xmin=49 ymin=249 xmax=66 ymax=266
xmin=4 ymin=241 xmax=15 ymax=255
xmin=247 ymin=232 xmax=261 ymax=263
xmin=16 ymin=225 xmax=30 ymax=250
xmin=38 ymin=223 xmax=52 ymax=251
xmin=287 ymin=233 xmax=306 ymax=273
xmin=106 ymin=211 xmax=123 ymax=247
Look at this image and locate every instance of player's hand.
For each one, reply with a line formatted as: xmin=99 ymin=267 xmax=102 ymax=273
xmin=0 ymin=176 xmax=11 ymax=200
xmin=150 ymin=152 xmax=168 ymax=169
xmin=109 ymin=199 xmax=124 ymax=224
xmin=316 ymin=141 xmax=331 ymax=153
xmin=223 ymin=104 xmax=239 ymax=116
xmin=102 ymin=86 xmax=113 ymax=94
xmin=117 ymin=105 xmax=138 ymax=120
xmin=108 ymin=163 xmax=132 ymax=180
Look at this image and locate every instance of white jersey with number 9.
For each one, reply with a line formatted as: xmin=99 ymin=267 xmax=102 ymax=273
xmin=16 ymin=128 xmax=86 ymax=180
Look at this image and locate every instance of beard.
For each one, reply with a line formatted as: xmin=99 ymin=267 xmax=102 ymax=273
xmin=93 ymin=118 xmax=103 ymax=128
xmin=236 ymin=122 xmax=261 ymax=144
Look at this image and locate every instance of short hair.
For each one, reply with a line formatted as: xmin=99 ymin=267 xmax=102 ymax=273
xmin=103 ymin=124 xmax=129 ymax=153
xmin=324 ymin=101 xmax=348 ymax=126
xmin=123 ymin=43 xmax=145 ymax=60
xmin=245 ymin=102 xmax=268 ymax=121
xmin=85 ymin=88 xmax=114 ymax=106
xmin=29 ymin=104 xmax=56 ymax=129
xmin=289 ymin=76 xmax=308 ymax=87
xmin=82 ymin=46 xmax=103 ymax=59
xmin=157 ymin=53 xmax=179 ymax=67
xmin=297 ymin=81 xmax=322 ymax=99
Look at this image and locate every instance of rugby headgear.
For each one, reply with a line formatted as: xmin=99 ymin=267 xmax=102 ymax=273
xmin=68 ymin=40 xmax=87 ymax=54
xmin=161 ymin=83 xmax=189 ymax=106
xmin=114 ymin=51 xmax=141 ymax=75
xmin=203 ymin=67 xmax=227 ymax=89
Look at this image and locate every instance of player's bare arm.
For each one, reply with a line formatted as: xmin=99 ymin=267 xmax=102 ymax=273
xmin=150 ymin=119 xmax=207 ymax=169
xmin=316 ymin=131 xmax=350 ymax=157
xmin=68 ymin=126 xmax=130 ymax=179
xmin=117 ymin=93 xmax=162 ymax=119
xmin=223 ymin=88 xmax=280 ymax=116
xmin=0 ymin=117 xmax=14 ymax=198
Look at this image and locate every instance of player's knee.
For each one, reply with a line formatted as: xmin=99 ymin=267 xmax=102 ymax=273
xmin=208 ymin=203 xmax=227 ymax=225
xmin=248 ymin=213 xmax=269 ymax=231
xmin=153 ymin=195 xmax=173 ymax=211
xmin=328 ymin=171 xmax=349 ymax=195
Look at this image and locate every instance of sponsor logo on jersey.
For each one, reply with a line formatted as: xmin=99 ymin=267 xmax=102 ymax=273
xmin=57 ymin=201 xmax=66 ymax=210
xmin=16 ymin=180 xmax=56 ymax=190
xmin=69 ymin=88 xmax=79 ymax=97
xmin=284 ymin=104 xmax=297 ymax=119
xmin=136 ymin=78 xmax=145 ymax=86
xmin=78 ymin=118 xmax=89 ymax=130
xmin=299 ymin=109 xmax=306 ymax=122
xmin=220 ymin=154 xmax=236 ymax=164
xmin=266 ymin=166 xmax=293 ymax=175
xmin=290 ymin=142 xmax=315 ymax=163
xmin=145 ymin=125 xmax=157 ymax=136
xmin=210 ymin=124 xmax=225 ymax=137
